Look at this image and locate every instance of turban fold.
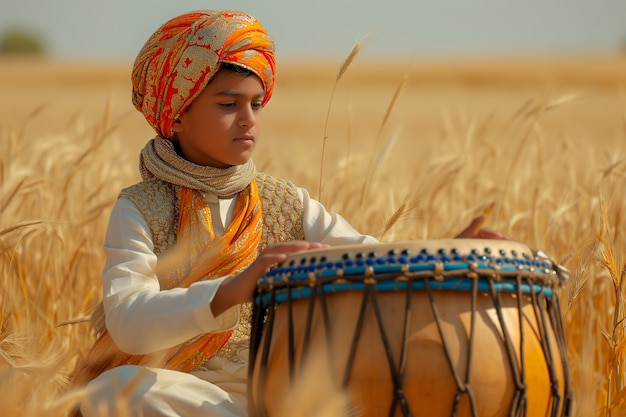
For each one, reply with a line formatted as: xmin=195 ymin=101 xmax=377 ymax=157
xmin=132 ymin=10 xmax=276 ymax=138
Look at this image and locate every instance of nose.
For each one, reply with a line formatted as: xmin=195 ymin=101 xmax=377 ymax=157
xmin=238 ymin=106 xmax=255 ymax=129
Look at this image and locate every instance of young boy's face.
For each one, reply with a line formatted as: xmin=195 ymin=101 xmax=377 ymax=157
xmin=172 ymin=69 xmax=265 ymax=168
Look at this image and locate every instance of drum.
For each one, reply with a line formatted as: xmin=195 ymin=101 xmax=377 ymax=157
xmin=248 ymin=239 xmax=573 ymax=417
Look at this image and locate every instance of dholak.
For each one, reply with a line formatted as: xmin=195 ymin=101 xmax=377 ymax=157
xmin=248 ymin=239 xmax=573 ymax=417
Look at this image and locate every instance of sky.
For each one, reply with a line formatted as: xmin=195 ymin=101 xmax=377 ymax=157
xmin=1 ymin=0 xmax=626 ymax=60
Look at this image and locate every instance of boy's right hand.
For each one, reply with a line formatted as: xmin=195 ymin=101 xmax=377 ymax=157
xmin=211 ymin=241 xmax=327 ymax=316
xmin=248 ymin=240 xmax=328 ymax=278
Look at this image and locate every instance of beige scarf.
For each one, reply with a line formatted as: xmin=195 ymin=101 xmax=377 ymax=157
xmin=139 ymin=136 xmax=257 ymax=195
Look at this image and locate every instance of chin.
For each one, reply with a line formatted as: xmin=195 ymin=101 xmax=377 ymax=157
xmin=231 ymin=156 xmax=253 ymax=166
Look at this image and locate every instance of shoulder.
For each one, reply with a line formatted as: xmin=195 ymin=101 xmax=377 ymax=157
xmin=256 ymin=172 xmax=305 ymax=213
xmin=118 ymin=178 xmax=178 ymax=222
xmin=120 ymin=177 xmax=175 ymax=200
xmin=255 ymin=172 xmax=301 ymax=197
xmin=118 ymin=178 xmax=178 ymax=254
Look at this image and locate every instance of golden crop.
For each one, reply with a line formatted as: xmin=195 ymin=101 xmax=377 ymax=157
xmin=1 ymin=54 xmax=625 ymax=416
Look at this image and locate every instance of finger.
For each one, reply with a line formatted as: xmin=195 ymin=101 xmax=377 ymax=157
xmin=262 ymin=240 xmax=327 ymax=255
xmin=455 ymin=215 xmax=486 ymax=238
xmin=477 ymin=228 xmax=511 ymax=240
xmin=253 ymin=241 xmax=327 ymax=272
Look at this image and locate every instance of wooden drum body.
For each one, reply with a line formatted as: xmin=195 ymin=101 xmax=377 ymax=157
xmin=248 ymin=239 xmax=573 ymax=417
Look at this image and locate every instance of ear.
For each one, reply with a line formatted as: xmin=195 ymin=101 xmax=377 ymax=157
xmin=171 ymin=118 xmax=184 ymax=133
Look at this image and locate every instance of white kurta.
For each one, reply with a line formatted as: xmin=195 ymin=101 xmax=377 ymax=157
xmin=81 ymin=186 xmax=378 ymax=417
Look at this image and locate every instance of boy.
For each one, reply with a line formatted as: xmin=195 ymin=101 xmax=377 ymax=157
xmin=73 ymin=9 xmax=500 ymax=417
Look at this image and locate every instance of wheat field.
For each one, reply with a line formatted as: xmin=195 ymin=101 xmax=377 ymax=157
xmin=1 ymin=53 xmax=625 ymax=416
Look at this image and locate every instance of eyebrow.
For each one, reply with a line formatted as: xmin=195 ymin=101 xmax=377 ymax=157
xmin=215 ymin=90 xmax=265 ymax=99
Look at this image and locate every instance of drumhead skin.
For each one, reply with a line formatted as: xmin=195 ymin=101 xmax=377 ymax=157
xmin=249 ymin=239 xmax=572 ymax=417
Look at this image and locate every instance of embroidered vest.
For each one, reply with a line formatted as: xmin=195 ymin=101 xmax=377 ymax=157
xmin=119 ymin=172 xmax=305 ymax=364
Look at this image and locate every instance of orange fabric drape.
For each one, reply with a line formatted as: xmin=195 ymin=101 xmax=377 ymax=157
xmin=71 ymin=181 xmax=262 ymax=388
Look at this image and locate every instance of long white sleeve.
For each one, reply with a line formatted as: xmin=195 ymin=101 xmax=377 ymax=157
xmin=101 ymin=186 xmax=377 ymax=356
xmin=102 ymin=199 xmax=238 ymax=355
xmin=297 ymin=187 xmax=378 ymax=245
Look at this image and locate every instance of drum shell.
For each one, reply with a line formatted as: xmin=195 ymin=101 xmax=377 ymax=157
xmin=249 ymin=287 xmax=567 ymax=417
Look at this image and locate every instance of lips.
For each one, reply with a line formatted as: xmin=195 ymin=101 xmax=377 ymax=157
xmin=234 ymin=136 xmax=254 ymax=144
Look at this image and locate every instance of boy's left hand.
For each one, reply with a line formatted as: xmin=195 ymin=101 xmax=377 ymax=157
xmin=455 ymin=215 xmax=510 ymax=240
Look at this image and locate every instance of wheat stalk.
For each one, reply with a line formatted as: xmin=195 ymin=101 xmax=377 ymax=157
xmin=318 ymin=41 xmax=362 ymax=201
xmin=379 ymin=201 xmax=406 ymax=241
xmin=357 ymin=72 xmax=408 ymax=207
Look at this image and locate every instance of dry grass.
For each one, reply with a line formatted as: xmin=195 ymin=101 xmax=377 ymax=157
xmin=1 ymin=53 xmax=626 ymax=416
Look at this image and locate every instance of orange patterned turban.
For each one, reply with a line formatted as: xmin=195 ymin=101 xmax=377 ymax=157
xmin=132 ymin=10 xmax=276 ymax=139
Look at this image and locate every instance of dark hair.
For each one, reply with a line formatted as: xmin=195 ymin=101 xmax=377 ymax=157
xmin=218 ymin=62 xmax=252 ymax=76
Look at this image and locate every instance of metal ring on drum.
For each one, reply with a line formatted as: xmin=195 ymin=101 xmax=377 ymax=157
xmin=248 ymin=239 xmax=573 ymax=417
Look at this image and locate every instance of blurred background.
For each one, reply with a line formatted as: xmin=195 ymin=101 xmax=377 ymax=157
xmin=1 ymin=0 xmax=626 ymax=59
